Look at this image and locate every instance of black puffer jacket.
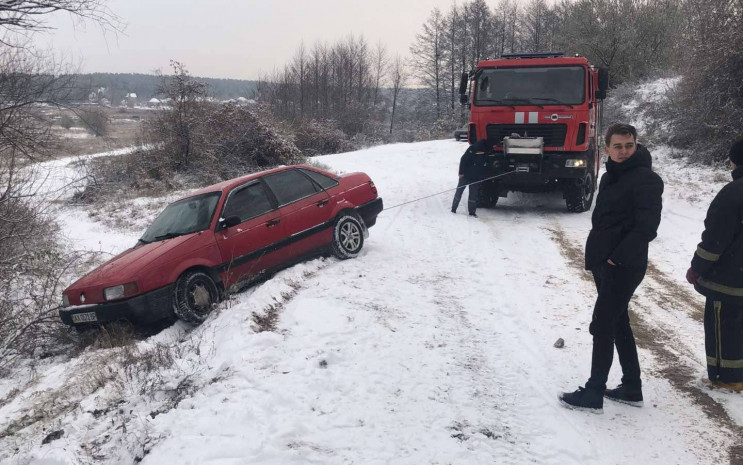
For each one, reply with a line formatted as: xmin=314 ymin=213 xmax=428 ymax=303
xmin=458 ymin=139 xmax=491 ymax=180
xmin=584 ymin=144 xmax=664 ymax=270
xmin=691 ymin=167 xmax=743 ymax=302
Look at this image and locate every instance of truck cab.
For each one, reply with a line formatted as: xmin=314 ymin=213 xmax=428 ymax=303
xmin=459 ymin=52 xmax=609 ymax=212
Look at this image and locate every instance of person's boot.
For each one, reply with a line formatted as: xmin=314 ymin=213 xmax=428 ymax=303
xmin=604 ymin=384 xmax=644 ymax=407
xmin=559 ymin=386 xmax=603 ymax=413
xmin=703 ymin=379 xmax=743 ymax=392
xmin=469 ymin=212 xmax=477 ymax=217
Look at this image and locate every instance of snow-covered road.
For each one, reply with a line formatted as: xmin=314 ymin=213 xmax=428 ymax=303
xmin=2 ymin=133 xmax=743 ymax=462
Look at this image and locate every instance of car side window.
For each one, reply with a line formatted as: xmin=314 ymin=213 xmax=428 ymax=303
xmin=263 ymin=169 xmax=319 ymax=206
xmin=222 ymin=182 xmax=273 ymax=222
xmin=299 ymin=168 xmax=338 ymax=190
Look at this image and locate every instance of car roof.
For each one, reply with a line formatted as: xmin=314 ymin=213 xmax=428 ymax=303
xmin=183 ymin=164 xmax=321 ymax=199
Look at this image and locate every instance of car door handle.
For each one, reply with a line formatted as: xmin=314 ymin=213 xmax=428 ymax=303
xmin=265 ymin=218 xmax=280 ymax=227
xmin=316 ymin=199 xmax=329 ymax=207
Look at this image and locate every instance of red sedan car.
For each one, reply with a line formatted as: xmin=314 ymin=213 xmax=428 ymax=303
xmin=60 ymin=165 xmax=383 ymax=326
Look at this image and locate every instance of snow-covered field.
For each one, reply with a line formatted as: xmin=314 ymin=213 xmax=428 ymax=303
xmin=1 ymin=81 xmax=742 ymax=464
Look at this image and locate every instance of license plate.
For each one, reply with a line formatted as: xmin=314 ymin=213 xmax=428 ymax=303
xmin=71 ymin=312 xmax=97 ymax=323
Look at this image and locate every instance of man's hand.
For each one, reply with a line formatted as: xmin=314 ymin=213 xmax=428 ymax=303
xmin=607 ymin=259 xmax=616 ymax=266
xmin=686 ymin=268 xmax=700 ymax=285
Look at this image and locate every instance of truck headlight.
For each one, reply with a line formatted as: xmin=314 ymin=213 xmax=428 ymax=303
xmin=565 ymin=159 xmax=586 ymax=167
xmin=62 ymin=294 xmax=70 ymax=307
xmin=103 ymin=282 xmax=138 ymax=301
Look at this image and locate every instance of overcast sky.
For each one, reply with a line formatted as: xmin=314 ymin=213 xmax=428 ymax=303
xmin=37 ymin=0 xmax=482 ymax=80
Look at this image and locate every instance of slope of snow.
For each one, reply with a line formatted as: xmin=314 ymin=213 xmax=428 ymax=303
xmin=1 ymin=80 xmax=742 ymax=464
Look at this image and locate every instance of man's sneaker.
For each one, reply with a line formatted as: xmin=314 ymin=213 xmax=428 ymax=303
xmin=451 ymin=209 xmax=456 ymax=213
xmin=559 ymin=386 xmax=603 ymax=413
xmin=604 ymin=384 xmax=644 ymax=407
xmin=469 ymin=212 xmax=478 ymax=217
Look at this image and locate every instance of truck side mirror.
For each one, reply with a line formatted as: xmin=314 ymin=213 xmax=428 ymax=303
xmin=458 ymin=72 xmax=469 ymax=96
xmin=596 ymin=68 xmax=609 ymax=99
xmin=460 ymin=93 xmax=469 ymax=105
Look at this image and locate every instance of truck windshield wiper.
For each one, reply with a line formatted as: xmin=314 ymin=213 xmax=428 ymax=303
xmin=531 ymin=97 xmax=574 ymax=108
xmin=137 ymin=238 xmax=151 ymax=245
xmin=476 ymin=99 xmax=515 ymax=109
xmin=501 ymin=97 xmax=543 ymax=108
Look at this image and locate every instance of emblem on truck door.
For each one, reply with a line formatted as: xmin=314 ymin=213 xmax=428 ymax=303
xmin=545 ymin=114 xmax=574 ymax=121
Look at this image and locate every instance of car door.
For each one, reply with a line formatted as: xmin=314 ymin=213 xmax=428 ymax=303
xmin=262 ymin=169 xmax=333 ymax=259
xmin=214 ymin=180 xmax=284 ymax=288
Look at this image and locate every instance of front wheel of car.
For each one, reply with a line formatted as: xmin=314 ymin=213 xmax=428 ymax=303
xmin=173 ymin=271 xmax=220 ymax=324
xmin=331 ymin=213 xmax=365 ymax=259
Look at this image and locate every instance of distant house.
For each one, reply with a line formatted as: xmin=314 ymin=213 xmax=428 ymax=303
xmin=124 ymin=93 xmax=138 ymax=107
xmin=148 ymin=98 xmax=161 ymax=108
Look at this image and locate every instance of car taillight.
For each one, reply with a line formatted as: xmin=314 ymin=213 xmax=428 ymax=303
xmin=369 ymin=180 xmax=377 ymax=195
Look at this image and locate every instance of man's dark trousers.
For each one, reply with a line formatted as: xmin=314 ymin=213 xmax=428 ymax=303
xmin=586 ymin=263 xmax=646 ymax=391
xmin=451 ymin=177 xmax=480 ymax=214
xmin=704 ymin=298 xmax=743 ymax=383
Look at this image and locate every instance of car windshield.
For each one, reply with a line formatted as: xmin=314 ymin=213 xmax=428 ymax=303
xmin=474 ymin=66 xmax=585 ymax=106
xmin=140 ymin=192 xmax=221 ymax=244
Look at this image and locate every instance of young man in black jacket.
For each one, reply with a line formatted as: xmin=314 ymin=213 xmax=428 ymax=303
xmin=560 ymin=123 xmax=664 ymax=413
xmin=451 ymin=139 xmax=491 ymax=217
xmin=686 ymin=137 xmax=743 ymax=392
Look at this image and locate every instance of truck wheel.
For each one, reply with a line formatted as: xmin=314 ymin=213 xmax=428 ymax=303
xmin=173 ymin=271 xmax=219 ymax=324
xmin=477 ymin=185 xmax=499 ymax=208
xmin=565 ymin=171 xmax=595 ymax=213
xmin=331 ymin=212 xmax=364 ymax=259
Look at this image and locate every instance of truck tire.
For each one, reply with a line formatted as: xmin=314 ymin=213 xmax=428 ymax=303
xmin=173 ymin=271 xmax=219 ymax=324
xmin=565 ymin=171 xmax=595 ymax=213
xmin=477 ymin=180 xmax=499 ymax=208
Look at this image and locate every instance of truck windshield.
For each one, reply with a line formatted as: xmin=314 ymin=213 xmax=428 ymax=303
xmin=474 ymin=66 xmax=585 ymax=106
xmin=140 ymin=192 xmax=221 ymax=244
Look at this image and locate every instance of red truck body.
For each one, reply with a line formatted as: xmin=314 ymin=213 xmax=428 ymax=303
xmin=460 ymin=52 xmax=608 ymax=212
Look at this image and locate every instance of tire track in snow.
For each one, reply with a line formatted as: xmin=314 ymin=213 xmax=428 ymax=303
xmin=549 ymin=225 xmax=743 ymax=465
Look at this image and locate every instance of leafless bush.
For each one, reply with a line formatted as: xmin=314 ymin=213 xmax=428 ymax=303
xmin=293 ymin=119 xmax=356 ymax=156
xmin=78 ymin=107 xmax=110 ymax=137
xmin=59 ymin=114 xmax=75 ymax=129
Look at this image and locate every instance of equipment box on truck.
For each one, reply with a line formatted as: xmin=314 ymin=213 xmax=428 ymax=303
xmin=459 ymin=52 xmax=609 ymax=212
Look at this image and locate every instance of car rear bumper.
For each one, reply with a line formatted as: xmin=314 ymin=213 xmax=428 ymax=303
xmin=357 ymin=197 xmax=383 ymax=228
xmin=59 ymin=284 xmax=174 ymax=327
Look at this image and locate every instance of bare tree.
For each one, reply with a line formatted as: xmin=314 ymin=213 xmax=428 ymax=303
xmin=389 ymin=54 xmax=407 ymax=134
xmin=410 ymin=8 xmax=445 ymax=119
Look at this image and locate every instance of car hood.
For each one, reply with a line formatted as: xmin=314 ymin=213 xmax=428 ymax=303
xmin=69 ymin=234 xmax=199 ymax=289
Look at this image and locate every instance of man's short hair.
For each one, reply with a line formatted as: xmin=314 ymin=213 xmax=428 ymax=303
xmin=604 ymin=123 xmax=637 ymax=146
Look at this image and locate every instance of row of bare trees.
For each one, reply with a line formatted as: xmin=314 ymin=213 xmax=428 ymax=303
xmin=255 ymin=36 xmax=401 ymax=135
xmin=409 ymin=0 xmax=684 ymax=122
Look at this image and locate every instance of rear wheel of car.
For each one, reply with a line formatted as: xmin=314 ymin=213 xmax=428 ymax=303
xmin=331 ymin=212 xmax=364 ymax=259
xmin=173 ymin=271 xmax=219 ymax=324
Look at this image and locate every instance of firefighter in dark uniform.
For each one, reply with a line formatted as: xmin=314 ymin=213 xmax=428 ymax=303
xmin=451 ymin=139 xmax=491 ymax=217
xmin=560 ymin=123 xmax=664 ymax=412
xmin=686 ymin=137 xmax=743 ymax=392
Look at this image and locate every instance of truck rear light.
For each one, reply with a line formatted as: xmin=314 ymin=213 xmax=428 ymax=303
xmin=468 ymin=124 xmax=476 ymax=143
xmin=565 ymin=159 xmax=586 ymax=168
xmin=368 ymin=180 xmax=377 ymax=195
xmin=576 ymin=123 xmax=587 ymax=145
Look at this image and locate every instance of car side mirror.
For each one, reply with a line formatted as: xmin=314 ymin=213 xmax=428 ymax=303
xmin=221 ymin=216 xmax=241 ymax=229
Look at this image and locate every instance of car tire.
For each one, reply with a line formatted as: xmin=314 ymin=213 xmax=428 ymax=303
xmin=173 ymin=271 xmax=220 ymax=324
xmin=331 ymin=212 xmax=365 ymax=259
xmin=565 ymin=171 xmax=596 ymax=213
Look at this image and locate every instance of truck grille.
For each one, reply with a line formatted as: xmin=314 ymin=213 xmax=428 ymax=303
xmin=486 ymin=124 xmax=568 ymax=147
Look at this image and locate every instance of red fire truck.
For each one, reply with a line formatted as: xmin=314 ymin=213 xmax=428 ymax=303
xmin=458 ymin=52 xmax=609 ymax=212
